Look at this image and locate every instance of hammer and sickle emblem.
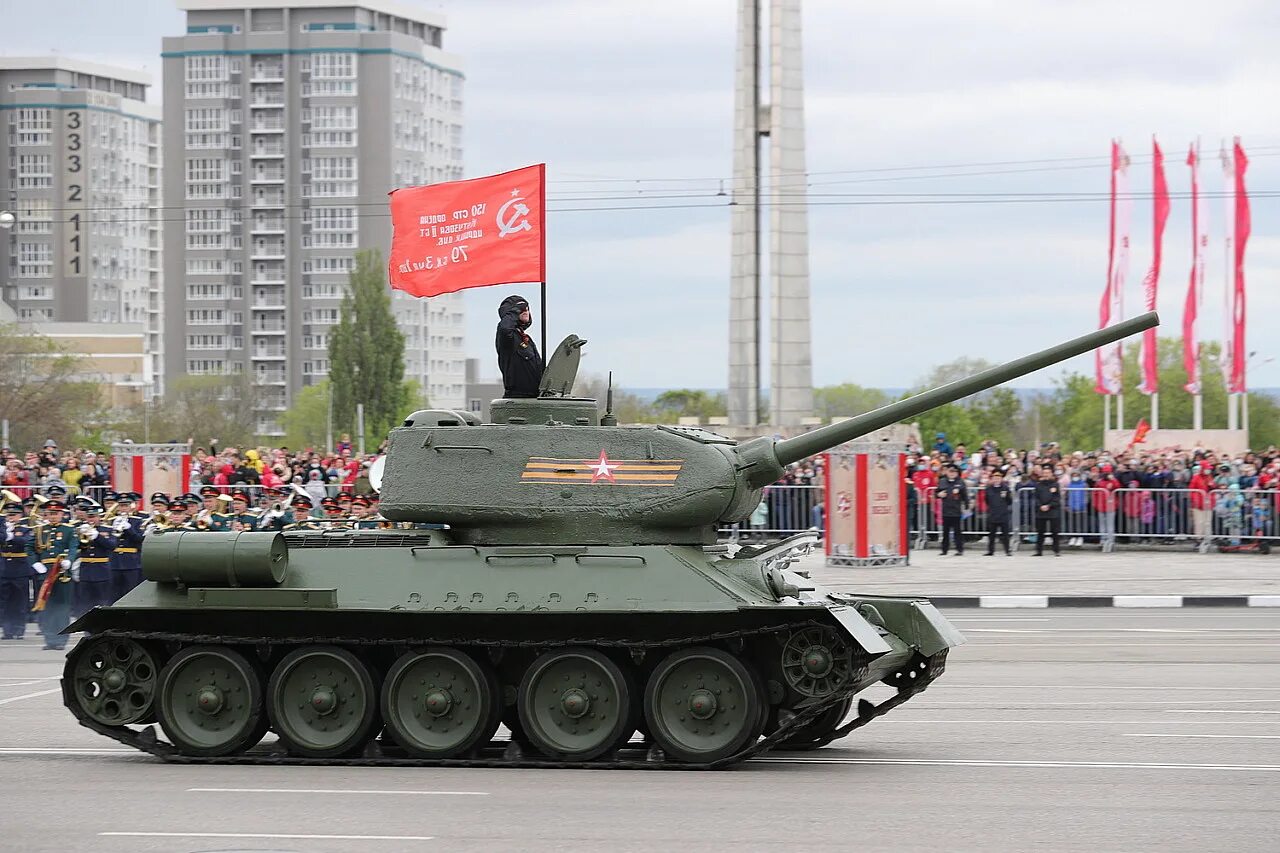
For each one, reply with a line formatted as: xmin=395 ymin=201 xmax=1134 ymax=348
xmin=497 ymin=189 xmax=532 ymax=238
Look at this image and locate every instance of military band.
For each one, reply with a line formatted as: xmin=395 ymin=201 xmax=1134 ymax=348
xmin=1 ymin=486 xmax=397 ymax=648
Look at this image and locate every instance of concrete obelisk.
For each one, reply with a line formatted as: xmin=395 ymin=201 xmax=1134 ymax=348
xmin=728 ymin=0 xmax=813 ymax=428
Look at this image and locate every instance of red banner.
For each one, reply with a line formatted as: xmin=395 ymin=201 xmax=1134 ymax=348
xmin=388 ymin=164 xmax=546 ymax=298
xmin=1230 ymin=139 xmax=1249 ymax=393
xmin=1182 ymin=143 xmax=1206 ymax=394
xmin=1096 ymin=140 xmax=1130 ymax=395
xmin=1139 ymin=139 xmax=1169 ymax=395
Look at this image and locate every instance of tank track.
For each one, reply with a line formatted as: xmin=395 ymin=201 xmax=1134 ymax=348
xmin=63 ymin=627 xmax=947 ymax=771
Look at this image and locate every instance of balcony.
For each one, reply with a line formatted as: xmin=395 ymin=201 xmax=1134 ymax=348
xmin=255 ymin=370 xmax=287 ymax=385
xmin=250 ymin=118 xmax=285 ymax=133
xmin=250 ymin=242 xmax=285 ymax=259
xmin=251 ymin=217 xmax=285 ymax=233
xmin=251 ymin=323 xmax=286 ymax=334
xmin=250 ymin=65 xmax=284 ymax=83
xmin=251 ymin=93 xmax=285 ymax=108
xmin=253 ymin=345 xmax=287 ymax=360
xmin=251 ymin=168 xmax=285 ymax=184
xmin=251 ymin=142 xmax=284 ymax=158
xmin=251 ymin=191 xmax=284 ymax=209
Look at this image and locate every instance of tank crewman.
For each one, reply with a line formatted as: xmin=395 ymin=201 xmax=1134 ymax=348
xmin=1032 ymin=467 xmax=1063 ymax=557
xmin=1 ymin=502 xmax=34 ymax=639
xmin=350 ymin=495 xmax=380 ymax=529
xmin=110 ymin=492 xmax=146 ymax=600
xmin=27 ymin=499 xmax=79 ymax=651
xmin=228 ymin=490 xmax=258 ymax=531
xmin=195 ymin=485 xmax=233 ymax=531
xmin=495 ymin=294 xmax=543 ymax=398
xmin=75 ymin=501 xmax=119 ymax=614
xmin=283 ymin=495 xmax=320 ymax=530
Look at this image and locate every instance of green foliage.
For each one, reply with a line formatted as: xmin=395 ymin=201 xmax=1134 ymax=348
xmin=328 ymin=249 xmax=410 ymax=441
xmin=968 ymin=387 xmax=1022 ymax=449
xmin=0 ymin=323 xmax=108 ymax=450
xmin=812 ymin=383 xmax=890 ymax=419
xmin=652 ymin=389 xmax=727 ymax=420
xmin=913 ymin=402 xmax=979 ymax=449
xmin=906 ymin=356 xmax=1016 ymax=448
xmin=111 ymin=374 xmax=265 ymax=447
xmin=280 ymin=380 xmax=332 ymax=450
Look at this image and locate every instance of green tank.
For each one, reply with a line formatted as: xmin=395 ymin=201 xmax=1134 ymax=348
xmin=61 ymin=312 xmax=1157 ymax=768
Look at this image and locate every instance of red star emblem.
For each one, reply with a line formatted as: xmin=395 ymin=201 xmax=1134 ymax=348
xmin=589 ymin=450 xmax=618 ymax=484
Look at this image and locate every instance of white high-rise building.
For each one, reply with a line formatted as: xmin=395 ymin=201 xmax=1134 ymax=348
xmin=0 ymin=57 xmax=163 ymax=398
xmin=162 ymin=0 xmax=466 ymax=435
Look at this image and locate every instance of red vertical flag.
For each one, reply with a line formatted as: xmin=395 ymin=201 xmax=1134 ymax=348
xmin=1096 ymin=140 xmax=1130 ymax=395
xmin=387 ymin=164 xmax=546 ymax=298
xmin=1139 ymin=139 xmax=1169 ymax=395
xmin=1182 ymin=143 xmax=1206 ymax=393
xmin=1230 ymin=139 xmax=1250 ymax=393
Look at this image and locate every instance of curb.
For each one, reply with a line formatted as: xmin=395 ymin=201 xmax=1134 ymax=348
xmin=931 ymin=595 xmax=1280 ymax=608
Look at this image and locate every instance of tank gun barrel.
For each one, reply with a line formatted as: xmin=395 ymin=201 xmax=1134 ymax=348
xmin=755 ymin=311 xmax=1157 ymax=477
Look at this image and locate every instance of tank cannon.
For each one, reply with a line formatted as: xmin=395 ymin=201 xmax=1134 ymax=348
xmin=61 ymin=312 xmax=1157 ymax=769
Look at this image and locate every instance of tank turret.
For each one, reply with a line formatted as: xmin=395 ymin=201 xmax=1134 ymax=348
xmin=381 ymin=312 xmax=1158 ymax=545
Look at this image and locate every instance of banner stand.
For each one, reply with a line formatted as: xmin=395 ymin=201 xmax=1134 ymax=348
xmin=824 ymin=441 xmax=910 ymax=568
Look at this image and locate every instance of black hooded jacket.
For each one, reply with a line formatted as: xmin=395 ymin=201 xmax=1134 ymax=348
xmin=495 ymin=294 xmax=543 ymax=398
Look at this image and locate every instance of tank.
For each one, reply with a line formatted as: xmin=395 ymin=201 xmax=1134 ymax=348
xmin=61 ymin=312 xmax=1158 ymax=768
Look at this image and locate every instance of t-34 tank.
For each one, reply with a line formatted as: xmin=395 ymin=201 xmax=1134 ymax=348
xmin=62 ymin=313 xmax=1157 ymax=768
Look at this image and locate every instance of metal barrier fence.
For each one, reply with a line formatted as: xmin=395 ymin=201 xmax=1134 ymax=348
xmin=717 ymin=483 xmax=1280 ymax=553
xmin=2 ymin=483 xmax=357 ymax=506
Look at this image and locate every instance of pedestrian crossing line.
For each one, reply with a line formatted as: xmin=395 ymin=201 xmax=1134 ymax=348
xmin=0 ymin=688 xmax=60 ymax=706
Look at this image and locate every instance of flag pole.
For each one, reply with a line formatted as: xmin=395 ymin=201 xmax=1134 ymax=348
xmin=1103 ymin=395 xmax=1111 ymax=444
xmin=540 ymin=280 xmax=547 ymax=369
xmin=1151 ymin=391 xmax=1159 ymax=430
xmin=539 ymin=163 xmax=548 ymax=369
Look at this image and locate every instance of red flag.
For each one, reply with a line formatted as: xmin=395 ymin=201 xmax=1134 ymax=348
xmin=1096 ymin=141 xmax=1130 ymax=395
xmin=1139 ymin=139 xmax=1169 ymax=395
xmin=1182 ymin=143 xmax=1206 ymax=394
xmin=388 ymin=164 xmax=546 ymax=298
xmin=1230 ymin=139 xmax=1249 ymax=393
xmin=1127 ymin=418 xmax=1152 ymax=448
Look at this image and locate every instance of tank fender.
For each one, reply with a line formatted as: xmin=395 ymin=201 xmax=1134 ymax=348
xmin=824 ymin=602 xmax=893 ymax=655
xmin=832 ymin=595 xmax=967 ymax=657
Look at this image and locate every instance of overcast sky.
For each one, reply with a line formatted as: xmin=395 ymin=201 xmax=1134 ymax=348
xmin=8 ymin=0 xmax=1278 ymax=391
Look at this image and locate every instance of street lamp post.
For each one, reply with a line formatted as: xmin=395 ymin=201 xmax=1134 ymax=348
xmin=1243 ymin=351 xmax=1275 ymax=439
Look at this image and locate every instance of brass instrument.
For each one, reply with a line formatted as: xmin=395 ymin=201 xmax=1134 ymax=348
xmin=0 ymin=489 xmax=21 ymax=511
xmin=78 ymin=522 xmax=98 ymax=545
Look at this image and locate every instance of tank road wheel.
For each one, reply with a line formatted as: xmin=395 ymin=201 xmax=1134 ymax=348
xmin=780 ymin=626 xmax=858 ymax=700
xmin=643 ymin=646 xmax=766 ymax=764
xmin=66 ymin=636 xmax=159 ymax=726
xmin=517 ymin=647 xmax=634 ymax=761
xmin=156 ymin=646 xmax=268 ymax=757
xmin=381 ymin=648 xmax=501 ymax=759
xmin=268 ymin=646 xmax=379 ymax=758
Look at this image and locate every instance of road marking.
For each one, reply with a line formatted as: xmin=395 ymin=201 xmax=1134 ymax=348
xmin=188 ymin=787 xmax=488 ymax=796
xmin=759 ymin=757 xmax=1280 ymax=772
xmin=1126 ymin=733 xmax=1280 ymax=740
xmin=100 ymin=832 xmax=435 ymax=842
xmin=0 ymin=680 xmax=59 ymax=689
xmin=944 ymin=685 xmax=1280 ymax=691
xmin=1113 ymin=595 xmax=1185 ymax=607
xmin=0 ymin=676 xmax=58 ymax=681
xmin=925 ymin=698 xmax=1280 ymax=706
xmin=1249 ymin=596 xmax=1280 ymax=607
xmin=979 ymin=596 xmax=1049 ymax=608
xmin=1166 ymin=710 xmax=1280 ymax=715
xmin=0 ymin=688 xmax=60 ymax=706
xmin=0 ymin=748 xmax=132 ymax=755
xmin=966 ymin=642 xmax=1280 ymax=647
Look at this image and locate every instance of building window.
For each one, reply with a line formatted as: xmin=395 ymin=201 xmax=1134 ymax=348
xmin=311 ymin=106 xmax=356 ymax=130
xmin=14 ymin=108 xmax=52 ymax=145
xmin=17 ymin=285 xmax=53 ymax=300
xmin=187 ymin=334 xmax=228 ymax=350
xmin=16 ymin=242 xmax=52 ymax=278
xmin=186 ymin=309 xmax=227 ymax=325
xmin=16 ymin=199 xmax=53 ymax=234
xmin=16 ymin=154 xmax=52 ymax=189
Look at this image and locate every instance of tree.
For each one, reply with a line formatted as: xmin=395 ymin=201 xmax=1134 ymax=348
xmin=280 ymin=380 xmax=332 ymax=450
xmin=328 ymin=249 xmax=410 ymax=441
xmin=652 ymin=389 xmax=727 ymax=421
xmin=812 ymin=383 xmax=889 ymax=420
xmin=0 ymin=323 xmax=107 ymax=449
xmin=575 ymin=373 xmax=656 ymax=423
xmin=111 ymin=374 xmax=266 ymax=448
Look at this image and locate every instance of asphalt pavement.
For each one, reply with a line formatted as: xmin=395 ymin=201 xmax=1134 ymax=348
xmin=1 ymin=610 xmax=1277 ymax=852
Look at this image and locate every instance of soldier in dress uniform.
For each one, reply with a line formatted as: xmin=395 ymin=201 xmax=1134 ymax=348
xmin=69 ymin=496 xmax=97 ymax=619
xmin=228 ymin=490 xmax=258 ymax=531
xmin=195 ymin=485 xmax=232 ymax=531
xmin=1 ymin=501 xmax=34 ymax=639
xmin=75 ymin=501 xmax=119 ymax=614
xmin=256 ymin=487 xmax=294 ymax=531
xmin=350 ymin=495 xmax=380 ymax=530
xmin=283 ymin=495 xmax=320 ymax=531
xmin=320 ymin=497 xmax=348 ymax=528
xmin=167 ymin=495 xmax=194 ymax=529
xmin=22 ymin=497 xmax=43 ymax=619
xmin=110 ymin=492 xmax=146 ymax=600
xmin=27 ymin=499 xmax=78 ymax=651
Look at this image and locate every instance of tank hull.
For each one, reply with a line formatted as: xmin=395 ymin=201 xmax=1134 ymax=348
xmin=62 ymin=533 xmax=963 ymax=768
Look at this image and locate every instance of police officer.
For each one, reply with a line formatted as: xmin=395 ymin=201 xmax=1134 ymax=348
xmin=75 ymin=501 xmax=119 ymax=614
xmin=110 ymin=493 xmax=146 ymax=600
xmin=1032 ymin=466 xmax=1062 ymax=557
xmin=27 ymin=499 xmax=78 ymax=650
xmin=1 ymin=501 xmax=33 ymax=639
xmin=937 ymin=464 xmax=969 ymax=556
xmin=983 ymin=470 xmax=1014 ymax=556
